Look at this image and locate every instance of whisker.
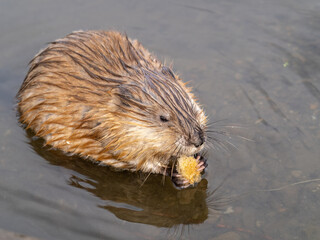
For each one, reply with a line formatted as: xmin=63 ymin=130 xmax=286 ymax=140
xmin=171 ymin=139 xmax=180 ymax=156
xmin=206 ymin=122 xmax=254 ymax=144
xmin=206 ymin=119 xmax=228 ymax=126
xmin=223 ymin=139 xmax=239 ymax=150
xmin=139 ymin=171 xmax=152 ymax=188
xmin=206 ymin=128 xmax=243 ymax=135
xmin=205 ymin=140 xmax=218 ymax=151
xmin=206 ymin=118 xmax=249 ymax=128
xmin=207 ymin=135 xmax=231 ymax=153
xmin=207 ymin=129 xmax=254 ymax=142
xmin=162 ymin=165 xmax=167 ymax=185
xmin=212 ymin=124 xmax=249 ymax=129
xmin=234 ymin=135 xmax=255 ymax=142
xmin=171 ymin=158 xmax=177 ymax=178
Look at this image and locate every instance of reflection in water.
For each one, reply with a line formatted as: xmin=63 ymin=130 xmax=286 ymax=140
xmin=25 ymin=129 xmax=223 ymax=228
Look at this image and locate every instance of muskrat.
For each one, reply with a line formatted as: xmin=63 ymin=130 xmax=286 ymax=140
xmin=17 ymin=30 xmax=208 ymax=188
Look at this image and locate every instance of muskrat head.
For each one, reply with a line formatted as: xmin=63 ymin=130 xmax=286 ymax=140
xmin=111 ymin=67 xmax=207 ymax=164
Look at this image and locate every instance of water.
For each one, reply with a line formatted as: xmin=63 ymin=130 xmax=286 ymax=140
xmin=1 ymin=0 xmax=320 ymax=239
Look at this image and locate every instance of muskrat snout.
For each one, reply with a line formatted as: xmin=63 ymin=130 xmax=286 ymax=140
xmin=189 ymin=129 xmax=205 ymax=148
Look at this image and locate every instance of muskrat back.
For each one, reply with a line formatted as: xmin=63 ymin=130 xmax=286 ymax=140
xmin=17 ymin=30 xmax=207 ymax=187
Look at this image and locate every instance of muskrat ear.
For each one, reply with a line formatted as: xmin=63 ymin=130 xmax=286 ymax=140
xmin=114 ymin=86 xmax=134 ymax=107
xmin=114 ymin=85 xmax=143 ymax=108
xmin=117 ymin=86 xmax=133 ymax=99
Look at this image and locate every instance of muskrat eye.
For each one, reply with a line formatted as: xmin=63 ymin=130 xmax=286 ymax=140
xmin=160 ymin=115 xmax=169 ymax=122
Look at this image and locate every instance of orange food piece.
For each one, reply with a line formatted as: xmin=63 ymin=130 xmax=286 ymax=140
xmin=177 ymin=155 xmax=201 ymax=184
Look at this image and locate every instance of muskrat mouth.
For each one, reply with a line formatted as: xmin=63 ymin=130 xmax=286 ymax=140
xmin=193 ymin=152 xmax=202 ymax=159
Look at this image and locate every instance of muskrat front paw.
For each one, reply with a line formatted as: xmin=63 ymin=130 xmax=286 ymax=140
xmin=171 ymin=173 xmax=193 ymax=189
xmin=164 ymin=163 xmax=194 ymax=189
xmin=194 ymin=153 xmax=208 ymax=174
xmin=169 ymin=154 xmax=207 ymax=189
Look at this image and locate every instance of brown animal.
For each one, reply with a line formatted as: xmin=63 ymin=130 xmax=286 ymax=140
xmin=17 ymin=30 xmax=207 ymax=188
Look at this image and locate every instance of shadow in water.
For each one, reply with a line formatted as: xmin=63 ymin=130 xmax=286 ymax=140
xmin=25 ymin=129 xmax=224 ymax=228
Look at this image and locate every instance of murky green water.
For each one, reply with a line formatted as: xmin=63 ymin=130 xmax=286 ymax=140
xmin=1 ymin=0 xmax=320 ymax=239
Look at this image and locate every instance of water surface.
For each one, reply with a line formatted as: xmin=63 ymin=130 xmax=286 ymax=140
xmin=1 ymin=0 xmax=320 ymax=239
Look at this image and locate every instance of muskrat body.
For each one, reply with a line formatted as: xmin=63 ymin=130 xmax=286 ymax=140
xmin=17 ymin=30 xmax=207 ymax=188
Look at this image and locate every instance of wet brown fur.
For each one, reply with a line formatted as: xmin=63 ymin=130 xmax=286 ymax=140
xmin=17 ymin=30 xmax=207 ymax=174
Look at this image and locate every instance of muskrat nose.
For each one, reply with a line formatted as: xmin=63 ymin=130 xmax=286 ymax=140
xmin=192 ymin=130 xmax=205 ymax=148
